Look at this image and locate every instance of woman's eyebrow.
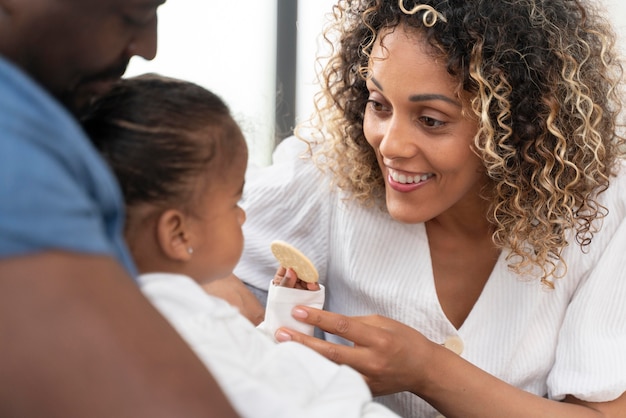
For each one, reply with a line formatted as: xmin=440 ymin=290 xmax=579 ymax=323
xmin=370 ymin=77 xmax=461 ymax=107
xmin=409 ymin=93 xmax=461 ymax=107
xmin=371 ymin=77 xmax=384 ymax=91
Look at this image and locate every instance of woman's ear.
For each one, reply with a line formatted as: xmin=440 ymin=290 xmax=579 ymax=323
xmin=156 ymin=209 xmax=193 ymax=262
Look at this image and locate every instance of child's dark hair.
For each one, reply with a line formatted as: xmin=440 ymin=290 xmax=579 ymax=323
xmin=82 ymin=73 xmax=246 ymax=216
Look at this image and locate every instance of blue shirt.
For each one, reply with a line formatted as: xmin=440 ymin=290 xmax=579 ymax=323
xmin=0 ymin=55 xmax=137 ymax=277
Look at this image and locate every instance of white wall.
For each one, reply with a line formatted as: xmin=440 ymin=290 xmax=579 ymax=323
xmin=603 ymin=0 xmax=626 ymax=48
xmin=294 ymin=0 xmax=337 ymax=125
xmin=126 ymin=0 xmax=277 ymax=167
xmin=127 ymin=0 xmax=626 ymax=167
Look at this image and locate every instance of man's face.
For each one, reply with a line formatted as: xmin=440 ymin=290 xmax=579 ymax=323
xmin=4 ymin=0 xmax=165 ymax=113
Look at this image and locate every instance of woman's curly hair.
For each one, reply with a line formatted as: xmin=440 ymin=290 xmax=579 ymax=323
xmin=299 ymin=0 xmax=625 ymax=285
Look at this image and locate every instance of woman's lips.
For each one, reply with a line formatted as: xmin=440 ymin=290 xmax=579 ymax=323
xmin=387 ymin=168 xmax=434 ymax=192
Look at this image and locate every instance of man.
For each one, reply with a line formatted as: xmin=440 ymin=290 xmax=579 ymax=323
xmin=0 ymin=0 xmax=238 ymax=416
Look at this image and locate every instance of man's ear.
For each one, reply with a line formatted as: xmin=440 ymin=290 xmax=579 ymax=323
xmin=156 ymin=209 xmax=193 ymax=261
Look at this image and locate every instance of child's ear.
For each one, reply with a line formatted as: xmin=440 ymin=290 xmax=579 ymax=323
xmin=156 ymin=209 xmax=193 ymax=261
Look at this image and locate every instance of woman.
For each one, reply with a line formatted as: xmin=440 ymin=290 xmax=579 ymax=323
xmin=218 ymin=0 xmax=626 ymax=416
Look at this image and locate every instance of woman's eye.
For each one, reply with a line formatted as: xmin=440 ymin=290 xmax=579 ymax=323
xmin=366 ymin=99 xmax=389 ymax=113
xmin=419 ymin=116 xmax=445 ymax=128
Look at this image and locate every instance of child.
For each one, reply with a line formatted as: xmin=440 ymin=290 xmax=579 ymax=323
xmin=81 ymin=74 xmax=397 ymax=418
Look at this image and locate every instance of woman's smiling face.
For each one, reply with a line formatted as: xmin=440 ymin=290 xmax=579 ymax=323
xmin=363 ymin=25 xmax=487 ymax=224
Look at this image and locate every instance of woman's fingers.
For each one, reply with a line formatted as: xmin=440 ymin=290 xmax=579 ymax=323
xmin=290 ymin=306 xmax=376 ymax=344
xmin=275 ymin=320 xmax=368 ymax=370
xmin=275 ymin=307 xmax=385 ymax=369
xmin=276 ymin=306 xmax=432 ymax=396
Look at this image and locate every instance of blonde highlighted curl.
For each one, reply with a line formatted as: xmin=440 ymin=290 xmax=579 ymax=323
xmin=297 ymin=0 xmax=625 ymax=285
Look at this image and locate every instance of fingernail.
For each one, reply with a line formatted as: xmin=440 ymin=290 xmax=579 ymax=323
xmin=292 ymin=307 xmax=308 ymax=319
xmin=275 ymin=330 xmax=292 ymax=342
xmin=285 ymin=268 xmax=295 ymax=280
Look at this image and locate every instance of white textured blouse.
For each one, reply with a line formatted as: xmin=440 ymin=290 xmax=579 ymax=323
xmin=234 ymin=136 xmax=626 ymax=418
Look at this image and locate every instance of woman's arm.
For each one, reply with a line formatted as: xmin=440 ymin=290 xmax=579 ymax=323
xmin=275 ymin=306 xmax=626 ymax=418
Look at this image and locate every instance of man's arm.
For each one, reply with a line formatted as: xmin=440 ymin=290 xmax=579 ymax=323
xmin=0 ymin=251 xmax=239 ymax=418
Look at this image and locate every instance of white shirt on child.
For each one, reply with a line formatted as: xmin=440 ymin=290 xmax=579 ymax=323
xmin=138 ymin=272 xmax=399 ymax=418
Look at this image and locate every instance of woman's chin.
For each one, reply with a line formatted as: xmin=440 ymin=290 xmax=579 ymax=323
xmin=386 ymin=204 xmax=428 ymax=224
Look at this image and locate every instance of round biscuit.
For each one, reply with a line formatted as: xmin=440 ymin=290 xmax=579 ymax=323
xmin=270 ymin=240 xmax=319 ymax=283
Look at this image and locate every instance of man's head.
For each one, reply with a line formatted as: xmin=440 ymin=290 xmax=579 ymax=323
xmin=0 ymin=0 xmax=165 ymax=114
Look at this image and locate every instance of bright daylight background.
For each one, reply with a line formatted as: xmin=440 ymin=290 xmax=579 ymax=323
xmin=126 ymin=0 xmax=626 ymax=168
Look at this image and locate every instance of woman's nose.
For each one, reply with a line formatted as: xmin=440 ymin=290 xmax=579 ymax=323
xmin=378 ymin=115 xmax=420 ymax=160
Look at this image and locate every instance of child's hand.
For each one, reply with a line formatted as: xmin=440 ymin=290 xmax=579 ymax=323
xmin=273 ymin=266 xmax=320 ymax=291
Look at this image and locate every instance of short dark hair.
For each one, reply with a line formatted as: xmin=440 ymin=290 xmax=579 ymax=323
xmin=82 ymin=73 xmax=246 ymax=215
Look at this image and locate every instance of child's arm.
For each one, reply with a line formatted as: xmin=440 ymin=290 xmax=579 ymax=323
xmin=203 ymin=274 xmax=266 ymax=325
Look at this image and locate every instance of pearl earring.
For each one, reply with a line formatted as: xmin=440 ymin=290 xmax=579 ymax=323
xmin=187 ymin=247 xmax=194 ymax=255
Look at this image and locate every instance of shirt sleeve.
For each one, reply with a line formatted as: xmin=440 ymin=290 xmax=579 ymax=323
xmin=0 ymin=62 xmax=134 ymax=273
xmin=234 ymin=136 xmax=332 ymax=290
xmin=548 ymin=174 xmax=626 ymax=402
xmin=0 ymin=102 xmax=126 ymax=262
xmin=1 ymin=134 xmax=109 ymax=254
xmin=257 ymin=279 xmax=325 ymax=340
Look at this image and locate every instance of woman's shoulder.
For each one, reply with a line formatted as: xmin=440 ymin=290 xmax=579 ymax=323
xmin=243 ymin=136 xmax=334 ymax=204
xmin=272 ymin=135 xmax=310 ymax=161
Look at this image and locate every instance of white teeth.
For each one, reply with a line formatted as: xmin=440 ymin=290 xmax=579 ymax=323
xmin=390 ymin=169 xmax=432 ymax=184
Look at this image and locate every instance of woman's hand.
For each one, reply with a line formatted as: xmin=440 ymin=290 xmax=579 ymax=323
xmin=275 ymin=308 xmax=626 ymax=418
xmin=274 ymin=306 xmax=434 ymax=396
